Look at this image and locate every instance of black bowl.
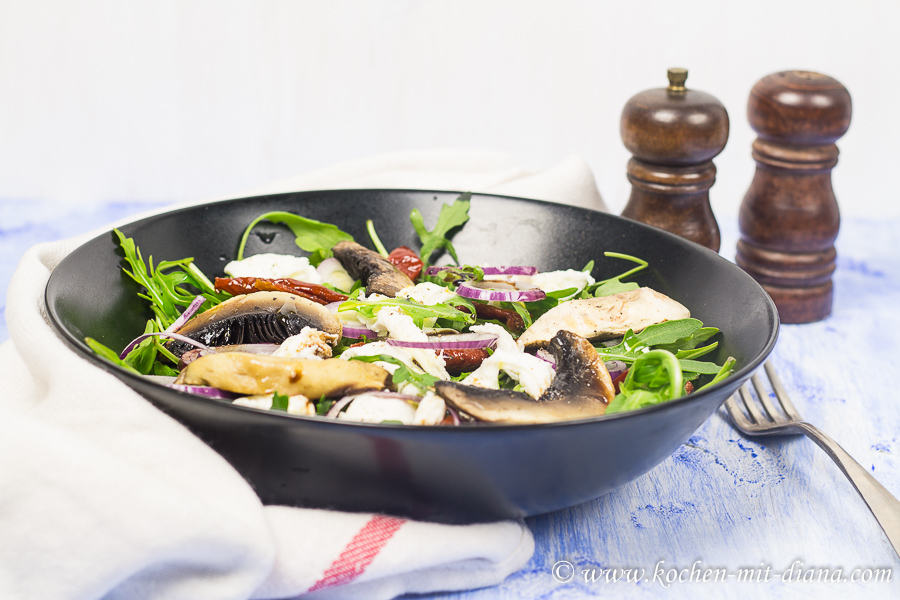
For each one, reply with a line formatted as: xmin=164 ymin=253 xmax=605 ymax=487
xmin=45 ymin=189 xmax=778 ymax=523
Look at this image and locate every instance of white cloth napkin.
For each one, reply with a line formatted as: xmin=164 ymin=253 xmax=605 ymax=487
xmin=0 ymin=150 xmax=605 ymax=600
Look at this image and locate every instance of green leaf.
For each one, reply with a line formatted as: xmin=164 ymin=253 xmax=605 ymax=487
xmin=84 ymin=337 xmax=142 ymax=375
xmin=339 ymin=297 xmax=474 ymax=328
xmin=592 ymin=279 xmax=639 ymax=298
xmin=586 ymin=252 xmax=648 ymax=298
xmin=347 ymin=354 xmax=439 ymax=394
xmin=695 ymin=357 xmax=736 ymax=392
xmin=316 ymin=398 xmax=335 ymax=415
xmin=366 ymin=219 xmax=389 ymax=257
xmin=410 ymin=193 xmax=471 ymax=267
xmin=236 ymin=211 xmax=354 ymax=265
xmin=605 ymin=349 xmax=683 ymax=415
xmin=122 ymin=320 xmax=159 ymax=374
xmin=678 ymin=359 xmax=727 ymax=375
xmin=634 ymin=319 xmax=704 ymax=346
xmin=272 ymin=391 xmax=289 ymax=411
xmin=675 ymin=342 xmax=719 ymax=361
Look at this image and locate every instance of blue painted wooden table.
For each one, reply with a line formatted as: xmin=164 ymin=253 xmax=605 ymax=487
xmin=2 ymin=199 xmax=898 ymax=598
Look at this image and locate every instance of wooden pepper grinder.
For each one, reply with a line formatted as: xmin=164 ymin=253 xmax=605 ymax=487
xmin=736 ymin=71 xmax=852 ymax=323
xmin=621 ymin=68 xmax=729 ymax=251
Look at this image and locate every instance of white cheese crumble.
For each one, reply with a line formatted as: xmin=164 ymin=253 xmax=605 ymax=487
xmin=413 ymin=392 xmax=447 ymax=426
xmin=531 ymin=269 xmax=595 ymax=297
xmin=273 ymin=327 xmax=333 ymax=360
xmin=224 ymin=253 xmax=322 ymax=284
xmin=233 ymin=393 xmax=316 ymax=416
xmin=396 ymin=282 xmax=458 ymax=306
xmin=339 ymin=340 xmax=449 ymax=381
xmin=462 ymin=351 xmax=555 ymax=399
xmin=369 ymin=307 xmax=428 ymax=342
xmin=337 ymin=393 xmax=417 ymax=424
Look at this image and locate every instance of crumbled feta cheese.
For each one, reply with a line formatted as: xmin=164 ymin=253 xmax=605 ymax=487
xmin=339 ymin=340 xmax=449 ymax=380
xmin=273 ymin=327 xmax=333 ymax=360
xmin=469 ymin=323 xmax=519 ymax=354
xmin=396 ymin=282 xmax=458 ymax=306
xmin=531 ymin=269 xmax=595 ymax=296
xmin=370 ymin=307 xmax=428 ymax=342
xmin=232 ymin=393 xmax=316 ymax=416
xmin=338 ymin=393 xmax=417 ymax=424
xmin=462 ymin=351 xmax=555 ymax=399
xmin=414 ymin=392 xmax=447 ymax=425
xmin=224 ymin=253 xmax=322 ymax=284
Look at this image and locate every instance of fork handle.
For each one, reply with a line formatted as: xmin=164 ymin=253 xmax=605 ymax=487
xmin=798 ymin=422 xmax=900 ymax=556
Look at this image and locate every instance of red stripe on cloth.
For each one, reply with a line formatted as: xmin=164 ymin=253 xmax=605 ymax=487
xmin=307 ymin=515 xmax=406 ymax=592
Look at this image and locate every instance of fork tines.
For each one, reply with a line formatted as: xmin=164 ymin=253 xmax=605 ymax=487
xmin=725 ymin=361 xmax=801 ymax=431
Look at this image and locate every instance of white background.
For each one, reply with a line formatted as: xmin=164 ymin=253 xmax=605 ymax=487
xmin=1 ymin=0 xmax=895 ymax=217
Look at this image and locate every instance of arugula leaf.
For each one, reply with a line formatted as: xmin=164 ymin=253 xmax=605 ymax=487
xmin=366 ymin=219 xmax=389 ymax=257
xmin=339 ymin=297 xmax=474 ymax=328
xmin=236 ymin=211 xmax=354 ymax=265
xmin=272 ymin=392 xmax=289 ymax=411
xmin=347 ymin=354 xmax=440 ymax=394
xmin=316 ymin=398 xmax=335 ymax=415
xmin=585 ymin=252 xmax=648 ymax=298
xmin=410 ymin=193 xmax=471 ymax=266
xmin=84 ymin=337 xmax=142 ymax=375
xmin=114 ymin=229 xmax=228 ymax=329
xmin=679 ymin=358 xmax=729 ymax=375
xmin=122 ymin=320 xmax=159 ymax=374
xmin=696 ymin=357 xmax=736 ymax=392
xmin=590 ymin=279 xmax=639 ymax=298
xmin=605 ymin=349 xmax=683 ymax=414
xmin=675 ymin=342 xmax=719 ymax=361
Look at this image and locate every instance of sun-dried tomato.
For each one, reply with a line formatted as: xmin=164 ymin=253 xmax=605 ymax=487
xmin=214 ymin=277 xmax=348 ymax=305
xmin=388 ymin=246 xmax=424 ymax=280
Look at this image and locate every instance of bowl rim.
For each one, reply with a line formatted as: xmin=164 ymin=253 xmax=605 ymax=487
xmin=45 ymin=187 xmax=780 ymax=432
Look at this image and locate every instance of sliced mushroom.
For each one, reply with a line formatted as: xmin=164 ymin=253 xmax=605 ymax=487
xmin=176 ymin=352 xmax=391 ymax=398
xmin=332 ymin=240 xmax=414 ymax=297
xmin=517 ymin=287 xmax=690 ymax=350
xmin=168 ymin=292 xmax=342 ymax=357
xmin=434 ymin=330 xmax=615 ymax=424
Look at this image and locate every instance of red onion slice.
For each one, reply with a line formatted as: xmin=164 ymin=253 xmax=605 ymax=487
xmin=426 ymin=265 xmax=536 ymax=276
xmin=325 ymin=395 xmax=356 ymax=418
xmin=446 ymin=405 xmax=461 ymax=426
xmin=168 ymin=384 xmax=238 ymax=400
xmin=455 ymin=281 xmax=546 ymax=303
xmin=481 ymin=266 xmax=537 ymax=276
xmin=535 ymin=348 xmax=557 ymax=370
xmin=165 ymin=295 xmax=206 ymax=333
xmin=342 ymin=325 xmax=379 ymax=340
xmin=119 ymin=331 xmax=212 ymax=359
xmin=325 ymin=301 xmax=342 ymax=314
xmin=386 ymin=333 xmax=498 ymax=350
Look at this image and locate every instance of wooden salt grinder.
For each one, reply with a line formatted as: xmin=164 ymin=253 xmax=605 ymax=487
xmin=736 ymin=71 xmax=852 ymax=323
xmin=621 ymin=68 xmax=729 ymax=251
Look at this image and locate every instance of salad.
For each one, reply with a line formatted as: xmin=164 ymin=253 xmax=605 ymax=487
xmin=87 ymin=193 xmax=734 ymax=425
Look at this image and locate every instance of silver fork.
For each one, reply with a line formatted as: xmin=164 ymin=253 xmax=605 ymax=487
xmin=725 ymin=360 xmax=900 ymax=557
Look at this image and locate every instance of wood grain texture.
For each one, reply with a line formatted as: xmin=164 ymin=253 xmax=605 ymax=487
xmin=737 ymin=71 xmax=852 ymax=324
xmin=620 ymin=71 xmax=728 ymax=252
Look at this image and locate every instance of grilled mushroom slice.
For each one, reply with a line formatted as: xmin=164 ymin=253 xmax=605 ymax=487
xmin=332 ymin=240 xmax=414 ymax=297
xmin=176 ymin=352 xmax=391 ymax=398
xmin=435 ymin=330 xmax=615 ymax=424
xmin=517 ymin=287 xmax=690 ymax=350
xmin=168 ymin=291 xmax=342 ymax=357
